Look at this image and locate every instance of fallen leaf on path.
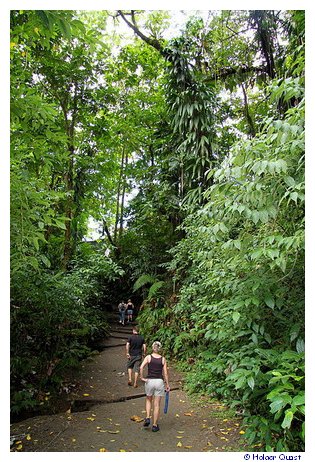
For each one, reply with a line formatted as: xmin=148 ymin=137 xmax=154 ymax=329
xmin=115 ymin=423 xmax=121 ymax=426
xmin=176 ymin=436 xmax=183 ymax=439
xmin=87 ymin=417 xmax=95 ymax=421
xmin=96 ymin=426 xmax=101 ymax=430
xmin=130 ymin=415 xmax=144 ymax=423
xmin=16 ymin=444 xmax=23 ymax=451
xmin=175 ymin=414 xmax=180 ymax=417
xmin=223 ymin=418 xmax=228 ymax=422
xmin=92 ymin=413 xmax=96 ymax=417
xmin=177 ymin=441 xmax=183 ymax=447
xmin=83 ymin=393 xmax=90 ymax=397
xmin=15 ymin=441 xmax=22 ymax=445
xmin=98 ymin=430 xmax=107 ymax=433
xmin=184 ymin=446 xmax=192 ymax=449
xmin=72 ymin=438 xmax=76 ymax=443
xmin=184 ymin=412 xmax=192 ymax=416
xmin=99 ymin=448 xmax=108 ymax=452
xmin=207 ymin=442 xmax=212 ymax=446
xmin=110 ymin=440 xmax=116 ymax=442
xmin=239 ymin=430 xmax=245 ymax=434
xmin=177 ymin=431 xmax=185 ymax=434
xmin=108 ymin=430 xmax=120 ymax=434
xmin=119 ymin=449 xmax=126 ymax=452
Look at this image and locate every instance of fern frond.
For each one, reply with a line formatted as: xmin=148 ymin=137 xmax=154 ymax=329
xmin=148 ymin=281 xmax=165 ymax=299
xmin=133 ymin=274 xmax=157 ymax=292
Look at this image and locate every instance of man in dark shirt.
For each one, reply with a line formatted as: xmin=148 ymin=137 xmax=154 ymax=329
xmin=126 ymin=326 xmax=146 ymax=388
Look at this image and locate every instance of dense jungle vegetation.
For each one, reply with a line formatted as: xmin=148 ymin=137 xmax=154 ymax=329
xmin=10 ymin=9 xmax=305 ymax=451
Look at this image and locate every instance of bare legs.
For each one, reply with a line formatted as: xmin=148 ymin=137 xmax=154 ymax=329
xmin=145 ymin=395 xmax=153 ymax=419
xmin=128 ymin=369 xmax=139 ymax=387
xmin=145 ymin=395 xmax=162 ymax=426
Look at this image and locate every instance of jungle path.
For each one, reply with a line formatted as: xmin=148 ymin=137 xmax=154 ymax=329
xmin=10 ymin=317 xmax=245 ymax=452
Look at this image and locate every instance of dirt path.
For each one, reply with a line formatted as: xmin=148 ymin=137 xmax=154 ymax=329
xmin=10 ymin=320 xmax=245 ymax=452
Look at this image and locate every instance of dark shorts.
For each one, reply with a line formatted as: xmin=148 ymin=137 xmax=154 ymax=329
xmin=127 ymin=355 xmax=142 ymax=372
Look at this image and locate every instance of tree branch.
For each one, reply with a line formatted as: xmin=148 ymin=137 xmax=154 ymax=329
xmin=117 ymin=10 xmax=269 ymax=84
xmin=102 ymin=220 xmax=117 ymax=248
xmin=206 ymin=64 xmax=268 ymax=81
xmin=117 ymin=10 xmax=165 ymax=55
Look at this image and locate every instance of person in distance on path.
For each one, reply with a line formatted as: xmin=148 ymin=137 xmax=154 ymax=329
xmin=126 ymin=299 xmax=134 ymax=323
xmin=126 ymin=326 xmax=146 ymax=388
xmin=139 ymin=341 xmax=170 ymax=432
xmin=118 ymin=300 xmax=126 ymax=325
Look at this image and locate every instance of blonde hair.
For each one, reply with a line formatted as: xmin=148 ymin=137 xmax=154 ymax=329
xmin=152 ymin=341 xmax=162 ymax=352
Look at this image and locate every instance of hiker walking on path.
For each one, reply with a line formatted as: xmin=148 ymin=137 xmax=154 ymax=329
xmin=140 ymin=341 xmax=170 ymax=432
xmin=126 ymin=299 xmax=134 ymax=323
xmin=126 ymin=326 xmax=146 ymax=388
xmin=118 ymin=300 xmax=126 ymax=325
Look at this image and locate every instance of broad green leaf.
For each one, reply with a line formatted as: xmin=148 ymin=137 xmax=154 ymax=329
xmin=281 ymin=410 xmax=294 ymax=429
xmin=234 ymin=240 xmax=241 ymax=250
xmin=232 ymin=312 xmax=241 ymax=324
xmin=247 ymin=377 xmax=255 ymax=390
xmin=251 ymin=333 xmax=258 ymax=344
xmin=291 ymin=393 xmax=305 ymax=407
xmin=264 ymin=295 xmax=275 ymax=309
xmin=40 ymin=255 xmax=51 ymax=268
xmin=296 ymin=338 xmax=305 ymax=353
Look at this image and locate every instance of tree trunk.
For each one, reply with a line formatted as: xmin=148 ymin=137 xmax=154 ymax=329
xmin=114 ymin=148 xmax=126 ymax=241
xmin=60 ymin=88 xmax=78 ymax=271
xmin=61 ymin=151 xmax=74 ymax=271
xmin=241 ymin=82 xmax=256 ymax=138
xmin=119 ymin=149 xmax=128 ymax=239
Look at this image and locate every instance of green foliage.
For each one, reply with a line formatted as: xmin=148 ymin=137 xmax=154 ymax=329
xmin=164 ymin=35 xmax=217 ymax=205
xmin=133 ymin=274 xmax=165 ymax=302
xmin=148 ymin=281 xmax=165 ymax=300
xmin=10 ymin=246 xmax=123 ymax=415
xmin=10 ymin=10 xmax=304 ymax=452
xmin=138 ymin=76 xmax=304 ymax=451
xmin=137 ymin=304 xmax=178 ymax=352
xmin=133 ymin=274 xmax=158 ymax=292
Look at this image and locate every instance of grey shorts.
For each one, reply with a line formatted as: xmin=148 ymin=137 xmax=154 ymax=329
xmin=145 ymin=379 xmax=165 ymax=397
xmin=127 ymin=355 xmax=141 ymax=372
